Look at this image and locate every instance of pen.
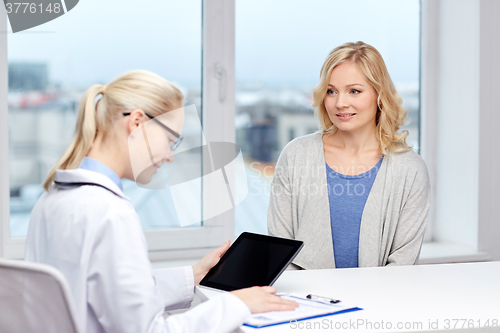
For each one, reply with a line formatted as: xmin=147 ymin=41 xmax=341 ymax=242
xmin=306 ymin=294 xmax=341 ymax=304
xmin=275 ymin=293 xmax=341 ymax=304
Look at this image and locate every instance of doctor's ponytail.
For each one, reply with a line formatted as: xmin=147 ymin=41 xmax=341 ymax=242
xmin=42 ymin=70 xmax=183 ymax=191
xmin=43 ymin=84 xmax=105 ymax=190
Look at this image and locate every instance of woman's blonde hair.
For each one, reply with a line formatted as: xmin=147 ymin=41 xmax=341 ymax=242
xmin=312 ymin=41 xmax=411 ymax=154
xmin=43 ymin=70 xmax=183 ymax=190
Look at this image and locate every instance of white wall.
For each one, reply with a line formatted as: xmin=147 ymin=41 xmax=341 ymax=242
xmin=422 ymin=0 xmax=500 ymax=260
xmin=434 ymin=0 xmax=480 ymax=248
xmin=478 ymin=0 xmax=500 ymax=260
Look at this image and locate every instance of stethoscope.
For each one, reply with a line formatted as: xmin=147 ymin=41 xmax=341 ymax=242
xmin=54 ymin=181 xmax=121 ymax=197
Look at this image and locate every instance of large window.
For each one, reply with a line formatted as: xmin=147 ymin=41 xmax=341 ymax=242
xmin=7 ymin=0 xmax=201 ymax=235
xmin=234 ymin=0 xmax=421 ymax=236
xmin=6 ymin=1 xmax=496 ymax=263
xmin=1 ymin=0 xmax=236 ymax=259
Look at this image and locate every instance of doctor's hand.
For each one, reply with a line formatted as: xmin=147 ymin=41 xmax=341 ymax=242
xmin=192 ymin=240 xmax=230 ymax=285
xmin=231 ymin=286 xmax=299 ymax=314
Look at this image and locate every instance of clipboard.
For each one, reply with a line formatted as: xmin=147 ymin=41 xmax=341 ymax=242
xmin=243 ymin=294 xmax=362 ymax=329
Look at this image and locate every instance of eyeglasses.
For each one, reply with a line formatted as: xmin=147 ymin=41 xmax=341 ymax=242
xmin=123 ymin=111 xmax=183 ymax=151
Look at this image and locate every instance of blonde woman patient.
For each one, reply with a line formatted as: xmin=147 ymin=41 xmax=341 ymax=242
xmin=268 ymin=42 xmax=430 ymax=270
xmin=25 ymin=70 xmax=297 ymax=333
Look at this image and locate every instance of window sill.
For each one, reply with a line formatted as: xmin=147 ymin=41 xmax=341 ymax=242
xmin=419 ymin=241 xmax=491 ymax=264
xmin=151 ymin=258 xmax=199 ymax=269
xmin=149 ymin=242 xmax=493 ymax=269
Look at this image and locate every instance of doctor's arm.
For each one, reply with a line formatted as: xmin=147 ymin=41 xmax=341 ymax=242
xmin=88 ymin=208 xmax=297 ymax=333
xmin=152 ymin=241 xmax=230 ymax=311
xmin=87 ymin=209 xmax=250 ymax=333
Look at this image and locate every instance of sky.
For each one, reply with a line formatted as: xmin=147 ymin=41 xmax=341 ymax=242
xmin=6 ymin=0 xmax=420 ymax=89
xmin=236 ymin=0 xmax=420 ymax=87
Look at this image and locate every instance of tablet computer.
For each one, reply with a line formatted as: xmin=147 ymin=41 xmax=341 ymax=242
xmin=200 ymin=232 xmax=304 ymax=291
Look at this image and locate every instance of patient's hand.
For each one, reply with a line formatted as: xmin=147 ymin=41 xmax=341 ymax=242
xmin=231 ymin=286 xmax=299 ymax=314
xmin=192 ymin=240 xmax=230 ymax=285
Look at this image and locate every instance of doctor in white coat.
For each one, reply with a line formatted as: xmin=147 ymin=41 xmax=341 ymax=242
xmin=25 ymin=70 xmax=297 ymax=333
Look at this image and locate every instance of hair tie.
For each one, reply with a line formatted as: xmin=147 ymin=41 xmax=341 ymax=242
xmin=96 ymin=85 xmax=107 ymax=108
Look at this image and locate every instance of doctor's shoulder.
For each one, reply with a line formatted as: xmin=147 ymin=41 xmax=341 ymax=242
xmin=76 ymin=185 xmax=142 ymax=232
xmin=45 ymin=182 xmax=138 ymax=228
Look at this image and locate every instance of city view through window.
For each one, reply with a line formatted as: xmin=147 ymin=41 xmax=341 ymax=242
xmin=7 ymin=0 xmax=420 ymax=239
xmin=8 ymin=0 xmax=202 ymax=237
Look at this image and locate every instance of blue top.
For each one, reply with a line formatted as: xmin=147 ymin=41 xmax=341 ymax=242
xmin=78 ymin=157 xmax=123 ymax=191
xmin=326 ymin=157 xmax=383 ymax=268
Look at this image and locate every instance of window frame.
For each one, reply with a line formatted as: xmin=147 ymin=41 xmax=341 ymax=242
xmin=418 ymin=0 xmax=500 ymax=263
xmin=0 ymin=0 xmax=237 ymax=260
xmin=4 ymin=0 xmax=499 ymax=263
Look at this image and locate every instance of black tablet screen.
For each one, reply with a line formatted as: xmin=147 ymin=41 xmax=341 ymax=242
xmin=200 ymin=233 xmax=303 ymax=291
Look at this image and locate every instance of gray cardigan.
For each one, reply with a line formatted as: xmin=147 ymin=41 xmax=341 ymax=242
xmin=267 ymin=132 xmax=431 ymax=269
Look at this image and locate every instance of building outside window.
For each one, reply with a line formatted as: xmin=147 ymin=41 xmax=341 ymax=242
xmin=5 ymin=0 xmax=204 ymax=252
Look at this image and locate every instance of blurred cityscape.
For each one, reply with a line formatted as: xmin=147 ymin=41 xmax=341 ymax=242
xmin=9 ymin=62 xmax=419 ymax=238
xmin=8 ymin=62 xmax=202 ymax=237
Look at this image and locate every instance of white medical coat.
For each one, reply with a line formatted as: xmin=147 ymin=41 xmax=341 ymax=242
xmin=25 ymin=169 xmax=250 ymax=333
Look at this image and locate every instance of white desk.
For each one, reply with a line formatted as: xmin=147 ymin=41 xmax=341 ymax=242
xmin=196 ymin=262 xmax=500 ymax=332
